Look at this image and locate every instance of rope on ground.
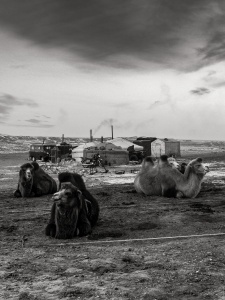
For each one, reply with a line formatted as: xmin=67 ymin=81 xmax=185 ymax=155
xmin=44 ymin=232 xmax=225 ymax=247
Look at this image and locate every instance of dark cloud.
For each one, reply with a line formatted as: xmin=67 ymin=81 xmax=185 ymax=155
xmin=0 ymin=0 xmax=223 ymax=71
xmin=198 ymin=3 xmax=225 ymax=66
xmin=34 ymin=114 xmax=51 ymax=119
xmin=0 ymin=93 xmax=38 ymax=118
xmin=190 ymin=87 xmax=211 ymax=95
xmin=25 ymin=119 xmax=40 ymax=124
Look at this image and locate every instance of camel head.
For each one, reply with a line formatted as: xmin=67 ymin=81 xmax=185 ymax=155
xmin=167 ymin=157 xmax=180 ymax=170
xmin=188 ymin=158 xmax=209 ymax=176
xmin=158 ymin=155 xmax=180 ymax=170
xmin=19 ymin=163 xmax=35 ymax=181
xmin=52 ymin=182 xmax=83 ymax=216
xmin=17 ymin=163 xmax=36 ymax=197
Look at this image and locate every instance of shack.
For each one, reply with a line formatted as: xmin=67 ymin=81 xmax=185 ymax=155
xmin=50 ymin=142 xmax=73 ymax=163
xmin=133 ymin=137 xmax=157 ymax=156
xmin=151 ymin=138 xmax=181 ymax=158
xmin=29 ymin=142 xmax=55 ymax=161
xmin=29 ymin=141 xmax=72 ymax=162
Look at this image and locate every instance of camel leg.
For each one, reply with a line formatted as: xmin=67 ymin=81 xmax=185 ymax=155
xmin=176 ymin=191 xmax=184 ymax=199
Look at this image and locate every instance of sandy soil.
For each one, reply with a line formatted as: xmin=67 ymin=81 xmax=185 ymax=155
xmin=1 ymin=153 xmax=225 ymax=300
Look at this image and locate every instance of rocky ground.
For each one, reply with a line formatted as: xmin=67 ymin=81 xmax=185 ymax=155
xmin=1 ymin=153 xmax=225 ymax=299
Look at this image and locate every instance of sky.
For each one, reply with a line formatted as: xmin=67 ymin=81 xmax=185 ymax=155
xmin=0 ymin=0 xmax=225 ymax=140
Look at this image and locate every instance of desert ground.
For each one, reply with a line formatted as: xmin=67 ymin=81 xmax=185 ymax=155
xmin=1 ymin=149 xmax=225 ymax=300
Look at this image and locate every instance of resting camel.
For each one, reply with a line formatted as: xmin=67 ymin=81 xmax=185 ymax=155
xmin=134 ymin=155 xmax=209 ymax=198
xmin=57 ymin=172 xmax=99 ymax=226
xmin=45 ymin=181 xmax=99 ymax=239
xmin=14 ymin=161 xmax=57 ymax=197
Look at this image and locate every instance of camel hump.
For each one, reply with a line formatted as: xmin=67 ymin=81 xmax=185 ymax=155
xmin=144 ymin=156 xmax=154 ymax=164
xmin=20 ymin=162 xmax=34 ymax=169
xmin=58 ymin=172 xmax=86 ymax=191
xmin=160 ymin=155 xmax=168 ymax=162
xmin=31 ymin=161 xmax=40 ymax=170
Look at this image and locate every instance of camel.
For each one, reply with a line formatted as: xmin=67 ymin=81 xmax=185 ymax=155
xmin=14 ymin=161 xmax=57 ymax=198
xmin=134 ymin=155 xmax=209 ymax=198
xmin=45 ymin=181 xmax=99 ymax=239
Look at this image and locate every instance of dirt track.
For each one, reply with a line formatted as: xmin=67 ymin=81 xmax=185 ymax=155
xmin=1 ymin=154 xmax=225 ymax=299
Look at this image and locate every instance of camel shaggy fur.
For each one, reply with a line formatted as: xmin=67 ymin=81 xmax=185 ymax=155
xmin=14 ymin=161 xmax=57 ymax=197
xmin=134 ymin=155 xmax=209 ymax=198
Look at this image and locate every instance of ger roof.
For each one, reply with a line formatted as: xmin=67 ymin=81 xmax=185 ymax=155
xmin=106 ymin=137 xmax=143 ymax=151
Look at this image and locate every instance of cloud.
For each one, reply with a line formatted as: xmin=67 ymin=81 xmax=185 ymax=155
xmin=203 ymin=70 xmax=225 ymax=88
xmin=12 ymin=123 xmax=54 ymax=128
xmin=25 ymin=118 xmax=40 ymax=124
xmin=190 ymin=87 xmax=211 ymax=95
xmin=10 ymin=64 xmax=26 ymax=69
xmin=0 ymin=93 xmax=38 ymax=118
xmin=198 ymin=7 xmax=225 ymax=66
xmin=0 ymin=0 xmax=223 ymax=71
xmin=149 ymin=100 xmax=170 ymax=109
xmin=149 ymin=84 xmax=174 ymax=109
xmin=211 ymin=81 xmax=225 ymax=88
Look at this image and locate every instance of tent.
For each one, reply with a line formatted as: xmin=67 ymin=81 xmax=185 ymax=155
xmin=72 ymin=142 xmax=98 ymax=161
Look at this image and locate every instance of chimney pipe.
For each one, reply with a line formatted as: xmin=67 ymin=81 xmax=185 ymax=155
xmin=90 ymin=130 xmax=93 ymax=142
xmin=111 ymin=125 xmax=114 ymax=139
xmin=101 ymin=136 xmax=103 ymax=143
xmin=62 ymin=134 xmax=64 ymax=143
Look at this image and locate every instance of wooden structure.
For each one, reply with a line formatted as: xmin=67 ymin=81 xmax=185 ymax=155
xmin=133 ymin=137 xmax=157 ymax=156
xmin=151 ymin=139 xmax=181 ymax=158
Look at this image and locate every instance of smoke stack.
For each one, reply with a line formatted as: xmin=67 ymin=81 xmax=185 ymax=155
xmin=101 ymin=136 xmax=103 ymax=143
xmin=90 ymin=129 xmax=93 ymax=142
xmin=111 ymin=125 xmax=114 ymax=139
xmin=62 ymin=134 xmax=64 ymax=143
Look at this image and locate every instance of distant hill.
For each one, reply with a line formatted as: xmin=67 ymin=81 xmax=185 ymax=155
xmin=1 ymin=134 xmax=225 ymax=155
xmin=0 ymin=134 xmax=113 ymax=153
